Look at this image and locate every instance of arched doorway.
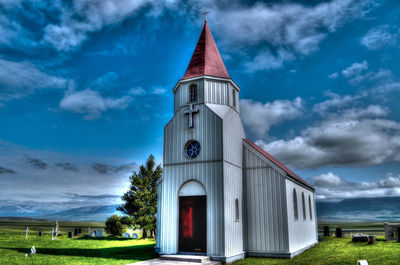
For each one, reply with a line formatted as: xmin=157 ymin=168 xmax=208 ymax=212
xmin=178 ymin=180 xmax=207 ymax=253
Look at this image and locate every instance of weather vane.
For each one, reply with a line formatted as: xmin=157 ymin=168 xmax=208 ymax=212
xmin=202 ymin=8 xmax=210 ymax=22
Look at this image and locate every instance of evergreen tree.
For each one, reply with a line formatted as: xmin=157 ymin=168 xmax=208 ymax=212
xmin=117 ymin=154 xmax=162 ymax=238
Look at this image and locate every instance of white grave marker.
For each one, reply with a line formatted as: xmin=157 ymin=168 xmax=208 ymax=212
xmin=51 ymin=228 xmax=55 ymax=240
xmin=25 ymin=227 xmax=29 ymax=239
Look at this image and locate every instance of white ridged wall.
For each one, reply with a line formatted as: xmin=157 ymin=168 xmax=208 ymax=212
xmin=159 ymin=77 xmax=245 ymax=260
xmin=174 ymin=77 xmax=239 ymax=113
xmin=285 ymin=179 xmax=318 ymax=253
xmin=243 ymin=143 xmax=290 ymax=254
xmin=221 ymin=106 xmax=245 ymax=258
xmin=159 ymin=162 xmax=225 ymax=255
xmin=164 ymin=105 xmax=223 ymax=165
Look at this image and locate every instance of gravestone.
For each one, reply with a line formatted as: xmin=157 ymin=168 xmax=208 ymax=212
xmin=90 ymin=230 xmax=96 ymax=237
xmin=78 ymin=228 xmax=82 ymax=234
xmin=368 ymin=235 xmax=376 ymax=245
xmin=124 ymin=232 xmax=131 ymax=239
xmin=132 ymin=233 xmax=139 ymax=239
xmin=74 ymin=228 xmax=78 ymax=236
xmin=352 ymin=233 xmax=369 ymax=242
xmin=96 ymin=230 xmax=103 ymax=237
xmin=358 ymin=260 xmax=369 ymax=265
xmin=25 ymin=227 xmax=29 ymax=239
xmin=323 ymin=226 xmax=330 ymax=236
xmin=318 ymin=234 xmax=323 ymax=242
xmin=38 ymin=231 xmax=42 ymax=237
xmin=336 ymin=227 xmax=343 ymax=238
xmin=68 ymin=232 xmax=73 ymax=238
xmin=55 ymin=220 xmax=59 ymax=236
xmin=51 ymin=228 xmax=55 ymax=240
xmin=397 ymin=227 xmax=400 ymax=242
xmin=30 ymin=246 xmax=36 ymax=255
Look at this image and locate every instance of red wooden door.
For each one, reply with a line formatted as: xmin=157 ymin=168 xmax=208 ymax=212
xmin=179 ymin=196 xmax=206 ymax=253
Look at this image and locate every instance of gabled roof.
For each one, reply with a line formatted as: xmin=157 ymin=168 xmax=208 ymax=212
xmin=244 ymin=138 xmax=314 ymax=190
xmin=182 ymin=21 xmax=230 ymax=80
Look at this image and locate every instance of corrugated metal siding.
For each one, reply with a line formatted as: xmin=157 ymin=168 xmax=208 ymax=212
xmin=204 ymin=79 xmax=228 ymax=105
xmin=285 ymin=179 xmax=317 ymax=253
xmin=223 ymin=162 xmax=244 ymax=256
xmin=243 ymin=144 xmax=289 ymax=253
xmin=164 ymin=105 xmax=223 ymax=165
xmin=174 ymin=79 xmax=204 ymax=113
xmin=159 ymin=162 xmax=225 ymax=255
xmin=221 ymin=108 xmax=245 ymax=257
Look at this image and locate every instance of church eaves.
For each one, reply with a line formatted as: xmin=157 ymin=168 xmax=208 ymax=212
xmin=182 ymin=21 xmax=230 ymax=80
xmin=244 ymin=138 xmax=315 ymax=190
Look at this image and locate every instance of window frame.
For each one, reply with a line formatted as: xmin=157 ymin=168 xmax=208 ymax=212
xmin=293 ymin=189 xmax=298 ymax=221
xmin=309 ymin=195 xmax=313 ymax=220
xmin=302 ymin=192 xmax=306 ymax=220
xmin=235 ymin=198 xmax=240 ymax=221
xmin=189 ymin=84 xmax=198 ymax=102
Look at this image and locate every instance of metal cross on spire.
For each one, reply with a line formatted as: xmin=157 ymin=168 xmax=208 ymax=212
xmin=202 ymin=8 xmax=210 ymax=22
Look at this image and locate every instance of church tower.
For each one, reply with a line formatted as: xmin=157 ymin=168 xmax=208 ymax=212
xmin=156 ymin=21 xmax=246 ymax=262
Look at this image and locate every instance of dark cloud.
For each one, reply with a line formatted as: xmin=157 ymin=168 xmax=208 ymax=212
xmin=92 ymin=162 xmax=136 ymax=174
xmin=92 ymin=163 xmax=110 ymax=174
xmin=65 ymin=193 xmax=120 ymax=200
xmin=54 ymin=162 xmax=78 ymax=171
xmin=0 ymin=166 xmax=16 ymax=174
xmin=27 ymin=157 xmax=47 ymax=169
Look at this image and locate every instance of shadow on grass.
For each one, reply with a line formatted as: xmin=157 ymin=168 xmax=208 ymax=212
xmin=0 ymin=244 xmax=157 ymax=261
xmin=75 ymin=236 xmax=133 ymax=241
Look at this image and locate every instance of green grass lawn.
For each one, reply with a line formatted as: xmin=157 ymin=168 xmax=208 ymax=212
xmin=233 ymin=237 xmax=400 ymax=265
xmin=1 ymin=219 xmax=400 ymax=265
xmin=0 ymin=228 xmax=156 ymax=265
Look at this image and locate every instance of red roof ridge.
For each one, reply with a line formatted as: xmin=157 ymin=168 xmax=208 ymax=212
xmin=244 ymin=138 xmax=314 ymax=190
xmin=182 ymin=21 xmax=230 ymax=80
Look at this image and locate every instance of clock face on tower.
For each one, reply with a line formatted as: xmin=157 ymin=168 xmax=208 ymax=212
xmin=185 ymin=140 xmax=201 ymax=159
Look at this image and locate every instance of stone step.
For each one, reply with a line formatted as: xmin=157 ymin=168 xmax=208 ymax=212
xmin=160 ymin=254 xmax=210 ymax=263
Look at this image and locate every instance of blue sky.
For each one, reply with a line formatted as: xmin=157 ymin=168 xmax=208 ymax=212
xmin=0 ymin=0 xmax=399 ymax=215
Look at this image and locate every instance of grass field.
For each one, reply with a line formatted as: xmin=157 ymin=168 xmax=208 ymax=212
xmin=0 ymin=219 xmax=156 ymax=265
xmin=1 ymin=219 xmax=400 ymax=265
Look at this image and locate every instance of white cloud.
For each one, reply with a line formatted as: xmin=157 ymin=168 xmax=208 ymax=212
xmin=0 ymin=58 xmax=67 ymax=101
xmin=312 ymin=172 xmax=400 ymax=200
xmin=258 ymin=109 xmax=400 ymax=168
xmin=43 ymin=0 xmax=175 ymax=51
xmin=328 ymin=72 xmax=338 ymax=79
xmin=341 ymin=60 xmax=368 ymax=78
xmin=240 ymin=97 xmax=303 ymax=138
xmin=244 ymin=48 xmax=295 ymax=72
xmin=313 ymin=92 xmax=362 ymax=114
xmin=312 ymin=172 xmax=345 ymax=187
xmin=129 ymin=87 xmax=146 ymax=96
xmin=361 ymin=25 xmax=399 ymax=50
xmin=60 ymin=89 xmax=132 ymax=119
xmin=209 ymin=0 xmax=373 ymax=71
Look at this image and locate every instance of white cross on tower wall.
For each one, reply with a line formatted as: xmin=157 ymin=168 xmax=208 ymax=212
xmin=184 ymin=104 xmax=199 ymax=128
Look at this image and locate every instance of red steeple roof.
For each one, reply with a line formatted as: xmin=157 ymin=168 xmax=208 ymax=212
xmin=182 ymin=21 xmax=230 ymax=80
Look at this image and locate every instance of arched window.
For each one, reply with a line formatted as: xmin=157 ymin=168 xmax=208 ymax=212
xmin=189 ymin=84 xmax=197 ymax=102
xmin=309 ymin=195 xmax=313 ymax=220
xmin=235 ymin=198 xmax=240 ymax=221
xmin=293 ymin=189 xmax=298 ymax=221
xmin=302 ymin=192 xmax=306 ymax=220
xmin=232 ymin=89 xmax=236 ymax=107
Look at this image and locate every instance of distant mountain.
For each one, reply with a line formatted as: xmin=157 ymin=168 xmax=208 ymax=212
xmin=317 ymin=197 xmax=400 ymax=222
xmin=38 ymin=205 xmax=120 ymax=222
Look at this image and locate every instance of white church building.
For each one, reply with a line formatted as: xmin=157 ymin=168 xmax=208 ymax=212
xmin=155 ymin=21 xmax=317 ymax=263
